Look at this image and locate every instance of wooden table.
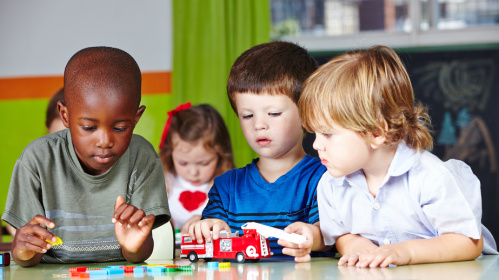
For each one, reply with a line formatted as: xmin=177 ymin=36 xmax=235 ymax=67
xmin=2 ymin=255 xmax=498 ymax=279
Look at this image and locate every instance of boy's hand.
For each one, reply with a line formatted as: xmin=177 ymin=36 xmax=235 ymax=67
xmin=188 ymin=218 xmax=231 ymax=243
xmin=339 ymin=244 xmax=410 ymax=268
xmin=13 ymin=215 xmax=57 ymax=261
xmin=112 ymin=195 xmax=155 ymax=253
xmin=280 ymin=222 xmax=315 ymax=262
xmin=338 ymin=253 xmax=362 ymax=266
xmin=181 ymin=215 xmax=201 ymax=234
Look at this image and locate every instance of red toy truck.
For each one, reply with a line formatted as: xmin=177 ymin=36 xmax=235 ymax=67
xmin=180 ymin=228 xmax=273 ymax=263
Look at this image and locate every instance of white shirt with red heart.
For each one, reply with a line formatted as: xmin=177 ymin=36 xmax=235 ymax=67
xmin=166 ymin=172 xmax=210 ymax=230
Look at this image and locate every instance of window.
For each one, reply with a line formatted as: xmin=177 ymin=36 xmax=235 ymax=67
xmin=220 ymin=239 xmax=232 ymax=251
xmin=421 ymin=0 xmax=499 ymax=30
xmin=272 ymin=0 xmax=499 ymax=51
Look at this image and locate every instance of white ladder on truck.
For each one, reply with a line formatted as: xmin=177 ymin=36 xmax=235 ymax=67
xmin=260 ymin=235 xmax=269 ymax=256
xmin=241 ymin=222 xmax=307 ymax=245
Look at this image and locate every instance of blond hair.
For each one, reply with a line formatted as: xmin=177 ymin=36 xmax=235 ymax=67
xmin=299 ymin=45 xmax=433 ymax=151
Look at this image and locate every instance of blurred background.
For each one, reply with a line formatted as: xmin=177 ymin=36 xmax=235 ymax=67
xmin=1 ymin=0 xmax=498 ymax=243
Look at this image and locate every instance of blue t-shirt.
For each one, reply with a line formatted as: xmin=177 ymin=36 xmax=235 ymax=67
xmin=202 ymin=155 xmax=326 ymax=256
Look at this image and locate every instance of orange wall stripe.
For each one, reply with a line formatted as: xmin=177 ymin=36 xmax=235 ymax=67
xmin=142 ymin=71 xmax=172 ymax=95
xmin=0 ymin=71 xmax=171 ymax=100
xmin=0 ymin=76 xmax=63 ymax=100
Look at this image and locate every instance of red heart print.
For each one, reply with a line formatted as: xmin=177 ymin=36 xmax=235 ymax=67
xmin=178 ymin=191 xmax=207 ymax=212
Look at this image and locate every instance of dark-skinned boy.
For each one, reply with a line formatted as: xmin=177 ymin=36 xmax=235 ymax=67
xmin=2 ymin=47 xmax=170 ymax=267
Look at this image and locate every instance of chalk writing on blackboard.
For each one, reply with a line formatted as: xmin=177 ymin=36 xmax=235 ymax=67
xmin=413 ymin=59 xmax=496 ymax=172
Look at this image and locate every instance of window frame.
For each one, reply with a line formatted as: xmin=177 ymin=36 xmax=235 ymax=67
xmin=277 ymin=0 xmax=499 ymax=52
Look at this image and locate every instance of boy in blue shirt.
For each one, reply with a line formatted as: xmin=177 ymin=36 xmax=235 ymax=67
xmin=2 ymin=47 xmax=170 ymax=266
xmin=189 ymin=41 xmax=329 ymax=260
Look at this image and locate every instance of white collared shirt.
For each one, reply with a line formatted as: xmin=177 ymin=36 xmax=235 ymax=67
xmin=318 ymin=141 xmax=498 ymax=254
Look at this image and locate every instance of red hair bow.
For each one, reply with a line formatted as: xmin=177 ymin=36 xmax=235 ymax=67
xmin=159 ymin=102 xmax=192 ymax=150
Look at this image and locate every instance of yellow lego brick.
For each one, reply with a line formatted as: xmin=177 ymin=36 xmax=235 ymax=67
xmin=46 ymin=236 xmax=63 ymax=246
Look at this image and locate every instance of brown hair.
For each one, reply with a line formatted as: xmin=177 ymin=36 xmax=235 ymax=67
xmin=45 ymin=88 xmax=64 ymax=129
xmin=299 ymin=45 xmax=433 ymax=151
xmin=227 ymin=41 xmax=317 ymax=113
xmin=159 ymin=104 xmax=235 ymax=178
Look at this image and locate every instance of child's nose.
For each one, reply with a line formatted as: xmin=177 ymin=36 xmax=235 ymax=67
xmin=254 ymin=116 xmax=268 ymax=130
xmin=189 ymin=166 xmax=200 ymax=176
xmin=312 ymin=134 xmax=323 ymax=151
xmin=97 ymin=130 xmax=114 ymax=148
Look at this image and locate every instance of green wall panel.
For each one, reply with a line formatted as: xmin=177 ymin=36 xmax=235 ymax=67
xmin=0 ymin=99 xmax=48 ymax=216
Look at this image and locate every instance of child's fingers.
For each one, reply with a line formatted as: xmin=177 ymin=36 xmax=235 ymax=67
xmin=379 ymin=256 xmax=394 ymax=268
xmin=357 ymin=254 xmax=375 ymax=268
xmin=338 ymin=256 xmax=347 ymax=266
xmin=181 ymin=221 xmax=191 ymax=235
xmin=21 ymin=240 xmax=50 ymax=254
xmin=24 ymin=217 xmax=58 ymax=244
xmin=126 ymin=209 xmax=146 ymax=228
xmin=283 ymin=222 xmax=311 ymax=248
xmin=114 ymin=204 xmax=138 ymax=226
xmin=282 ymin=246 xmax=310 ymax=257
xmin=137 ymin=214 xmax=155 ymax=228
xmin=365 ymin=254 xmax=386 ymax=268
xmin=17 ymin=225 xmax=55 ymax=253
xmin=188 ymin=222 xmax=196 ymax=240
xmin=294 ymin=254 xmax=311 ymax=263
xmin=29 ymin=215 xmax=56 ymax=229
xmin=338 ymin=254 xmax=359 ymax=266
xmin=277 ymin=238 xmax=299 ymax=249
xmin=113 ymin=198 xmax=129 ymax=224
xmin=284 ymin=222 xmax=303 ymax=234
xmin=202 ymin=222 xmax=215 ymax=242
xmin=194 ymin=222 xmax=205 ymax=243
xmin=181 ymin=216 xmax=201 ymax=234
xmin=212 ymin=222 xmax=230 ymax=240
xmin=114 ymin=195 xmax=125 ymax=212
xmin=222 ymin=222 xmax=231 ymax=233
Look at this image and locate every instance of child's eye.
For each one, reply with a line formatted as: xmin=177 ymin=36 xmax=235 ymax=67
xmin=177 ymin=161 xmax=187 ymax=166
xmin=322 ymin=133 xmax=333 ymax=138
xmin=113 ymin=127 xmax=128 ymax=133
xmin=269 ymin=112 xmax=282 ymax=117
xmin=200 ymin=160 xmax=213 ymax=166
xmin=242 ymin=114 xmax=253 ymax=119
xmin=82 ymin=126 xmax=96 ymax=131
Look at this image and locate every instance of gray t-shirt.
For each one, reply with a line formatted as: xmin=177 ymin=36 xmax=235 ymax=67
xmin=2 ymin=129 xmax=170 ymax=263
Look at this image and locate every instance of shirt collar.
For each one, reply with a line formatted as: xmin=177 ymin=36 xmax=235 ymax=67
xmin=387 ymin=141 xmax=419 ymax=177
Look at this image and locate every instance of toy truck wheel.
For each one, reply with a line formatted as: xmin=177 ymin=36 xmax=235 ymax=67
xmin=188 ymin=251 xmax=199 ymax=263
xmin=236 ymin=252 xmax=246 ymax=263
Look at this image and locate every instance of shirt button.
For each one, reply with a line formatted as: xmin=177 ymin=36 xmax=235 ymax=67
xmin=383 ymin=238 xmax=391 ymax=245
xmin=373 ymin=202 xmax=380 ymax=210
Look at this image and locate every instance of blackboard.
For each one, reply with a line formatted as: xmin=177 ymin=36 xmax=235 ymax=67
xmin=307 ymin=45 xmax=499 ymax=241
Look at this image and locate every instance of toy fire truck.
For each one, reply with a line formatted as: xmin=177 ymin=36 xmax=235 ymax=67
xmin=180 ymin=228 xmax=272 ymax=263
xmin=180 ymin=222 xmax=306 ymax=263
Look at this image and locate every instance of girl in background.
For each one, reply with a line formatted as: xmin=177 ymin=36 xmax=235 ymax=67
xmin=159 ymin=103 xmax=235 ymax=234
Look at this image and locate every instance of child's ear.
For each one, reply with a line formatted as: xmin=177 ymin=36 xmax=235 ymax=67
xmin=370 ymin=132 xmax=386 ymax=149
xmin=57 ymin=101 xmax=70 ymax=128
xmin=134 ymin=105 xmax=146 ymax=126
xmin=370 ymin=120 xmax=388 ymax=149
